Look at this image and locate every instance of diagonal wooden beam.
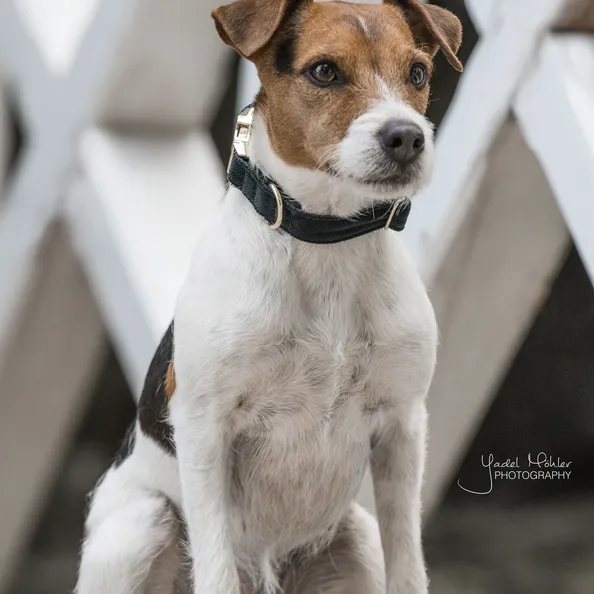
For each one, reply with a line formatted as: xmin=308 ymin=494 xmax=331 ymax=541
xmin=515 ymin=34 xmax=594 ymax=284
xmin=66 ymin=128 xmax=224 ymax=394
xmin=0 ymin=0 xmax=137 ymax=353
xmin=423 ymin=118 xmax=569 ymax=513
xmin=408 ymin=0 xmax=567 ymax=281
xmin=470 ymin=2 xmax=594 ymax=282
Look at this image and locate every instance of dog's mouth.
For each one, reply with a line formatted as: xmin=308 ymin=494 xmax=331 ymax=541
xmin=327 ymin=161 xmax=424 ymax=193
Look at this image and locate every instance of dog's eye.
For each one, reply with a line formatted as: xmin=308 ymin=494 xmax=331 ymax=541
xmin=409 ymin=63 xmax=428 ymax=90
xmin=307 ymin=62 xmax=342 ymax=86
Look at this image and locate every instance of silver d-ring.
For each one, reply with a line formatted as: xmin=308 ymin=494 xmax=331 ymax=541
xmin=384 ymin=200 xmax=400 ymax=230
xmin=268 ymin=183 xmax=283 ymax=230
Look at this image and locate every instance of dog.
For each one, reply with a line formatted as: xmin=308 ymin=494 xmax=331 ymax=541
xmin=75 ymin=1 xmax=462 ymax=593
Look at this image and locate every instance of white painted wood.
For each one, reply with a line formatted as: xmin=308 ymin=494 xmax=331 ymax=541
xmin=0 ymin=227 xmax=104 ymax=589
xmin=66 ymin=128 xmax=224 ymax=394
xmin=0 ymin=0 xmax=137 ymax=353
xmin=423 ymin=118 xmax=569 ymax=514
xmin=516 ymin=34 xmax=594 ymax=284
xmin=465 ymin=0 xmax=498 ymax=31
xmin=406 ymin=0 xmax=566 ymax=283
xmin=0 ymin=0 xmax=51 ymax=106
xmin=15 ymin=0 xmax=99 ymax=75
xmin=237 ymin=59 xmax=260 ymax=113
xmin=470 ymin=0 xmax=594 ymax=290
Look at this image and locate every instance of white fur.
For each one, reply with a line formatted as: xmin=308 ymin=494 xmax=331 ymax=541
xmin=77 ymin=101 xmax=438 ymax=594
xmin=358 ymin=16 xmax=371 ymax=38
xmin=337 ymin=83 xmax=435 ymax=190
xmin=77 ymin=427 xmax=185 ymax=594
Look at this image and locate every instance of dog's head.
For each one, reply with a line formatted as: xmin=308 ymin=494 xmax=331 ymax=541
xmin=213 ymin=0 xmax=462 ymax=210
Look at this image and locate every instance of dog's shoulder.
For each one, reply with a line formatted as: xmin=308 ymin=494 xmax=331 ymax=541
xmin=368 ymin=235 xmax=436 ymax=338
xmin=363 ymin=236 xmax=438 ymax=400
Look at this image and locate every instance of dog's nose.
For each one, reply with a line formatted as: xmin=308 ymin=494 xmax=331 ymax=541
xmin=379 ymin=120 xmax=425 ymax=164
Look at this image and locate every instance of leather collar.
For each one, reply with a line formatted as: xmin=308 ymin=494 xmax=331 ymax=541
xmin=227 ymin=151 xmax=412 ymax=245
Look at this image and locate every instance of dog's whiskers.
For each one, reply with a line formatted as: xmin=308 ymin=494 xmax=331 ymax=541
xmin=315 ymin=146 xmax=339 ymax=172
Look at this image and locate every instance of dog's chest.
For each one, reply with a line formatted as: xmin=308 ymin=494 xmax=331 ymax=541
xmin=175 ymin=217 xmax=437 ymax=553
xmin=227 ymin=262 xmax=385 ymax=434
xmin=228 ymin=324 xmax=377 ymax=552
xmin=223 ymin=281 xmax=393 ymax=553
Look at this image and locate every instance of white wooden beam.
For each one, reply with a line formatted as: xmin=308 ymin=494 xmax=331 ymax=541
xmin=516 ymin=34 xmax=594 ymax=284
xmin=14 ymin=0 xmax=100 ymax=76
xmin=0 ymin=0 xmax=137 ymax=353
xmin=423 ymin=118 xmax=569 ymax=513
xmin=0 ymin=227 xmax=104 ymax=590
xmin=407 ymin=0 xmax=566 ymax=282
xmin=470 ymin=4 xmax=594 ymax=286
xmin=66 ymin=128 xmax=224 ymax=395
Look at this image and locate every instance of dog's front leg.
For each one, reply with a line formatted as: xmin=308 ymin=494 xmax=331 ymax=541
xmin=170 ymin=395 xmax=240 ymax=594
xmin=370 ymin=400 xmax=428 ymax=594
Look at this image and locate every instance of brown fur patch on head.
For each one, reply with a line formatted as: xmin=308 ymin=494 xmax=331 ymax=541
xmin=164 ymin=361 xmax=176 ymax=400
xmin=254 ymin=2 xmax=436 ymax=170
xmin=213 ymin=0 xmax=462 ymax=173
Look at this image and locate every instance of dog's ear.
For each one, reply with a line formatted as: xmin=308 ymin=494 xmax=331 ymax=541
xmin=386 ymin=0 xmax=463 ymax=72
xmin=212 ymin=0 xmax=306 ymax=59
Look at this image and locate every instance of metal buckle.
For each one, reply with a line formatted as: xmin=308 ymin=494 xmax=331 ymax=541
xmin=268 ymin=183 xmax=283 ymax=229
xmin=227 ymin=105 xmax=255 ymax=172
xmin=384 ymin=200 xmax=401 ymax=230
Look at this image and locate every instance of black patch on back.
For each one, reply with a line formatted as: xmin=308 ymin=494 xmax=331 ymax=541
xmin=138 ymin=322 xmax=176 ymax=456
xmin=113 ymin=422 xmax=136 ymax=467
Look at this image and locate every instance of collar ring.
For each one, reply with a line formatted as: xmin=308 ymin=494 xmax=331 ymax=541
xmin=384 ymin=200 xmax=400 ymax=230
xmin=268 ymin=183 xmax=283 ymax=230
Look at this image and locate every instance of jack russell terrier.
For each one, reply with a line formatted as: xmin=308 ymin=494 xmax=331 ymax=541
xmin=76 ymin=1 xmax=462 ymax=593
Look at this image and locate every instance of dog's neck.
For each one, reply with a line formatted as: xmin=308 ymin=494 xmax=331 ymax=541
xmin=248 ymin=111 xmax=405 ymax=218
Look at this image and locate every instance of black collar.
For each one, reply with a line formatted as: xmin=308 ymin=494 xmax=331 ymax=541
xmin=227 ymin=151 xmax=411 ymax=245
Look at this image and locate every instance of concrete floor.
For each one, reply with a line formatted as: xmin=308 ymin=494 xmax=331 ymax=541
xmin=427 ymin=500 xmax=594 ymax=594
